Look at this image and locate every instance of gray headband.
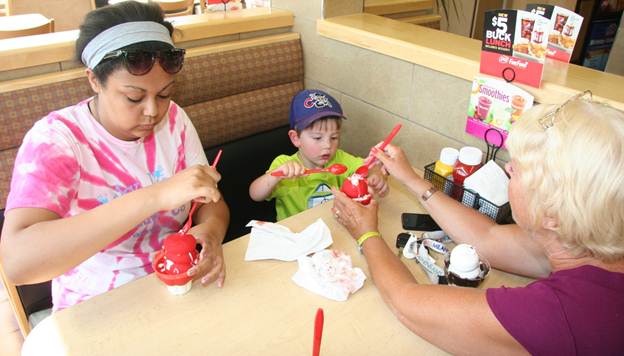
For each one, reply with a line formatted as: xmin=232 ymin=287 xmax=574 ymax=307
xmin=81 ymin=21 xmax=174 ymax=69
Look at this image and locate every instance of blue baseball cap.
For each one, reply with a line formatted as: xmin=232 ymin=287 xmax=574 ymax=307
xmin=289 ymin=89 xmax=346 ymax=130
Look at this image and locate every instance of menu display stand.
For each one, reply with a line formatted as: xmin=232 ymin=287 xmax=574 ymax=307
xmin=527 ymin=4 xmax=584 ymax=63
xmin=480 ymin=10 xmax=550 ymax=88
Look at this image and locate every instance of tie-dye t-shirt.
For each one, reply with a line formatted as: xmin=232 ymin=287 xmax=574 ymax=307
xmin=5 ymin=98 xmax=208 ymax=310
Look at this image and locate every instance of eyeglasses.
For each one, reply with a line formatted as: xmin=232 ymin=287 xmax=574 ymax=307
xmin=538 ymin=90 xmax=593 ymax=130
xmin=101 ymin=48 xmax=186 ymax=75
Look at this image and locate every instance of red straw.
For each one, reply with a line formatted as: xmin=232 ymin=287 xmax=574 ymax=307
xmin=182 ymin=149 xmax=223 ymax=232
xmin=211 ymin=149 xmax=222 ymax=168
xmin=313 ymin=308 xmax=324 ymax=356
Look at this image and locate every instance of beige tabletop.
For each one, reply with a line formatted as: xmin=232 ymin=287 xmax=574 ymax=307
xmin=22 ymin=177 xmax=532 ymax=356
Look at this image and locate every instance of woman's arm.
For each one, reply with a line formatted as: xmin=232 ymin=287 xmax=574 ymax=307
xmin=332 ymin=191 xmax=527 ymax=355
xmin=372 ymin=145 xmax=550 ymax=278
xmin=0 ymin=165 xmax=221 ymax=284
xmin=360 ymin=237 xmax=527 ymax=355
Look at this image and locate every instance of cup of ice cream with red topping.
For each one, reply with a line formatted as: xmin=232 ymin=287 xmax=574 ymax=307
xmin=340 ymin=173 xmax=371 ymax=205
xmin=153 ymin=232 xmax=199 ymax=295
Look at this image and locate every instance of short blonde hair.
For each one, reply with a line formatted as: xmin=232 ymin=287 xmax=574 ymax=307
xmin=506 ymin=94 xmax=624 ymax=261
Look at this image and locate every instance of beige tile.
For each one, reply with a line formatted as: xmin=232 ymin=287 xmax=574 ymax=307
xmin=296 ymin=18 xmax=412 ymax=118
xmin=272 ymin=0 xmax=323 ymax=22
xmin=323 ymin=0 xmax=364 ymax=18
xmin=340 ymin=94 xmax=464 ymax=168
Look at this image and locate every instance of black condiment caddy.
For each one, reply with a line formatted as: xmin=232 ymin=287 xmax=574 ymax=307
xmin=423 ymin=163 xmax=513 ymax=224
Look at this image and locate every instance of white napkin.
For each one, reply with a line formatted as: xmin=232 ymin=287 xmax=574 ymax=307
xmin=463 ymin=160 xmax=509 ymax=206
xmin=244 ymin=218 xmax=333 ymax=261
xmin=292 ymin=249 xmax=366 ymax=301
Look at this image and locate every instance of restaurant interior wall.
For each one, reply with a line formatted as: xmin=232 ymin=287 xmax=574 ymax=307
xmin=272 ymin=0 xmax=503 ymax=169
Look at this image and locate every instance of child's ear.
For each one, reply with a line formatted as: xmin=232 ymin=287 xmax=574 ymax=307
xmin=288 ymin=129 xmax=301 ymax=147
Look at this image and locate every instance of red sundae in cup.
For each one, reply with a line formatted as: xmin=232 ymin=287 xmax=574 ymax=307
xmin=340 ymin=166 xmax=371 ymax=205
xmin=153 ymin=232 xmax=199 ymax=295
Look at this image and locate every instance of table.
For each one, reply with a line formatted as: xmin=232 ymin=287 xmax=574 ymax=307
xmin=22 ymin=178 xmax=532 ymax=355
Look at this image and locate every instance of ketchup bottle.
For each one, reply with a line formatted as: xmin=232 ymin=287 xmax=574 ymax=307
xmin=452 ymin=146 xmax=482 ymax=200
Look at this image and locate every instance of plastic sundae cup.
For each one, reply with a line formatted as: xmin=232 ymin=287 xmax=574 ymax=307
xmin=445 ymin=244 xmax=490 ymax=288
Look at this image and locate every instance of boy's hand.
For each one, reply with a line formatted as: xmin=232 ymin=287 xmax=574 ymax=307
xmin=367 ymin=169 xmax=389 ymax=198
xmin=272 ymin=160 xmax=306 ymax=178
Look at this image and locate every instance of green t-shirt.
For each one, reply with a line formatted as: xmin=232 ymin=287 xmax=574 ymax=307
xmin=268 ymin=149 xmax=363 ymax=221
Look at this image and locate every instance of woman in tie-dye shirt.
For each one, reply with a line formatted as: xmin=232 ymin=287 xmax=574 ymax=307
xmin=0 ymin=2 xmax=229 ymax=310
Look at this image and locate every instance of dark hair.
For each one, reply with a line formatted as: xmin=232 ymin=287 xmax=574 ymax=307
xmin=295 ymin=116 xmax=343 ymax=135
xmin=75 ymin=1 xmax=174 ymax=84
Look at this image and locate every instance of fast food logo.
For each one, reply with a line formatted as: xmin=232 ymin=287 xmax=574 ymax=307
xmin=499 ymin=55 xmax=510 ymax=64
xmin=303 ymin=93 xmax=333 ymax=109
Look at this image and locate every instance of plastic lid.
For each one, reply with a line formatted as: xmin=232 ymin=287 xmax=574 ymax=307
xmin=439 ymin=147 xmax=459 ymax=166
xmin=458 ymin=146 xmax=483 ymax=166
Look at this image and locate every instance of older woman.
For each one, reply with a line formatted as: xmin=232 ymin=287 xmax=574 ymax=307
xmin=332 ymin=93 xmax=624 ymax=355
xmin=1 ymin=2 xmax=229 ymax=311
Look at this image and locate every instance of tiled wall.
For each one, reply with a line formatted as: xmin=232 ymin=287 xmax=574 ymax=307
xmin=272 ymin=0 xmax=508 ymax=170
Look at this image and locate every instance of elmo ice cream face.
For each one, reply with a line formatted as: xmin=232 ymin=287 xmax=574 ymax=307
xmin=340 ymin=173 xmax=371 ymax=205
xmin=153 ymin=232 xmax=199 ymax=295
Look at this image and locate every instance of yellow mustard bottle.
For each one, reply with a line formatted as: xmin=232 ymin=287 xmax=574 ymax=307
xmin=434 ymin=147 xmax=459 ymax=177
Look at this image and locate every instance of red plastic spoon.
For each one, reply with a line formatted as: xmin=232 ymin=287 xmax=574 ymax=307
xmin=312 ymin=308 xmax=324 ymax=356
xmin=271 ymin=163 xmax=347 ymax=177
xmin=358 ymin=123 xmax=402 ymax=177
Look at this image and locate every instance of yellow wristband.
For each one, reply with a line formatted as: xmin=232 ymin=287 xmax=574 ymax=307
xmin=357 ymin=231 xmax=380 ymax=248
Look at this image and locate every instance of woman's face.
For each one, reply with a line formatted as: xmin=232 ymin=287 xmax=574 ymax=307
xmin=91 ymin=62 xmax=175 ymax=141
xmin=505 ymin=160 xmax=529 ymax=227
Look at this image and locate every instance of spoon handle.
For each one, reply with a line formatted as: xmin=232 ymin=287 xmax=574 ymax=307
xmin=270 ymin=168 xmax=325 ymax=176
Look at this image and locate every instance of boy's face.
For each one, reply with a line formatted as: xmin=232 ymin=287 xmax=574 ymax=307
xmin=289 ymin=119 xmax=341 ymax=168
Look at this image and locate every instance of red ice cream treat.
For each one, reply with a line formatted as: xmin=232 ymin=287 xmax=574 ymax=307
xmin=153 ymin=232 xmax=199 ymax=294
xmin=340 ymin=172 xmax=371 ymax=205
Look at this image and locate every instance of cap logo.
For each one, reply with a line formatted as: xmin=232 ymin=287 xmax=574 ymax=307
xmin=303 ymin=93 xmax=333 ymax=109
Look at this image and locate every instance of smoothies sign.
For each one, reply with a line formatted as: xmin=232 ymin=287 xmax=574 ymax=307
xmin=480 ymin=10 xmax=550 ymax=88
xmin=465 ymin=76 xmax=534 ymax=146
xmin=526 ymin=4 xmax=584 ymax=62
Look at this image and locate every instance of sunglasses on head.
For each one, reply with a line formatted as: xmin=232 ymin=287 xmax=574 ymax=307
xmin=101 ymin=48 xmax=186 ymax=75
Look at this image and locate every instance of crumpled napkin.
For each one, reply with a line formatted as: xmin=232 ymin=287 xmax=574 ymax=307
xmin=244 ymin=218 xmax=333 ymax=261
xmin=292 ymin=249 xmax=366 ymax=301
xmin=463 ymin=160 xmax=509 ymax=206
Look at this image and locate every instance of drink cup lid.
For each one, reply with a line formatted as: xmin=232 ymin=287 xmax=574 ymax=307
xmin=458 ymin=146 xmax=483 ymax=166
xmin=439 ymin=147 xmax=459 ymax=166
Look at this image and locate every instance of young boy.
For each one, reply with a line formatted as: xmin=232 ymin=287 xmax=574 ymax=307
xmin=249 ymin=89 xmax=388 ymax=221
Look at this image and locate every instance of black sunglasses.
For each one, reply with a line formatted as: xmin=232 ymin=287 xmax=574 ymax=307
xmin=101 ymin=48 xmax=186 ymax=75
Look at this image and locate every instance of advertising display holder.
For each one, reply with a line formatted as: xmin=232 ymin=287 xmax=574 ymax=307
xmin=527 ymin=4 xmax=584 ymax=63
xmin=480 ymin=10 xmax=550 ymax=88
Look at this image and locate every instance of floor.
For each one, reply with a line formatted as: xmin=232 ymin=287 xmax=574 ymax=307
xmin=0 ymin=282 xmax=23 ymax=356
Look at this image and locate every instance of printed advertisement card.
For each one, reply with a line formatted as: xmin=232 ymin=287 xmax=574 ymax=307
xmin=465 ymin=76 xmax=534 ymax=147
xmin=526 ymin=4 xmax=584 ymax=62
xmin=480 ymin=9 xmax=550 ymax=88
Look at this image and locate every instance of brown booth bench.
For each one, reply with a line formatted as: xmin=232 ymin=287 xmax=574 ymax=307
xmin=0 ymin=32 xmax=303 ymax=336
